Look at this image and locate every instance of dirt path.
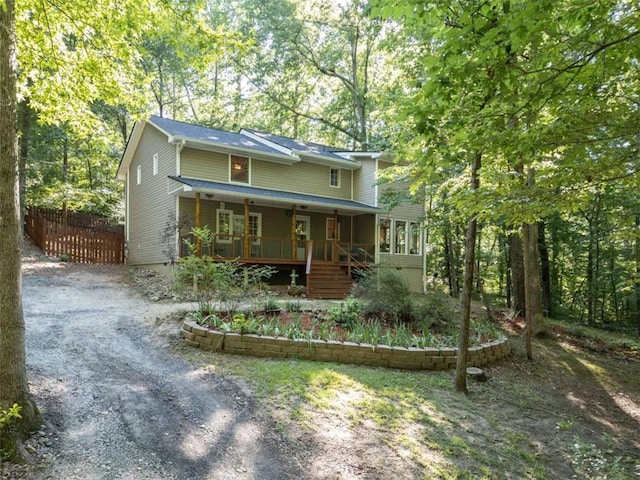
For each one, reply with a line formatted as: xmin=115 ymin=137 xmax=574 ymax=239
xmin=18 ymin=254 xmax=306 ymax=480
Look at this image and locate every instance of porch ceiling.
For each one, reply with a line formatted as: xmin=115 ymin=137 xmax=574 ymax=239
xmin=168 ymin=176 xmax=381 ymax=215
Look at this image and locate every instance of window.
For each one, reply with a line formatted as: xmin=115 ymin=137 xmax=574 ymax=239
xmin=216 ymin=209 xmax=232 ymax=243
xmin=378 ymin=218 xmax=421 ymax=255
xmin=233 ymin=213 xmax=262 ymax=244
xmin=230 ymin=155 xmax=250 ymax=183
xmin=379 ymin=218 xmax=390 ymax=253
xmin=136 ymin=165 xmax=141 ymax=185
xmin=409 ymin=222 xmax=421 ymax=255
xmin=330 ymin=167 xmax=340 ymax=187
xmin=326 ymin=217 xmax=340 ymax=240
xmin=395 ymin=220 xmax=407 ymax=254
xmin=152 ymin=153 xmax=158 ymax=175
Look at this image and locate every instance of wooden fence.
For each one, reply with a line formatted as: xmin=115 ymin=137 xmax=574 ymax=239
xmin=25 ymin=207 xmax=124 ymax=264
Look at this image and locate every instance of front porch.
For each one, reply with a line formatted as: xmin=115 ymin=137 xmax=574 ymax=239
xmin=180 ymin=234 xmax=375 ymax=298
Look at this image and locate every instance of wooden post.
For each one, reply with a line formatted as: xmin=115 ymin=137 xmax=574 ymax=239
xmin=244 ymin=198 xmax=250 ymax=259
xmin=291 ymin=205 xmax=297 ymax=261
xmin=333 ymin=209 xmax=339 ymax=262
xmin=195 ymin=192 xmax=201 ymax=257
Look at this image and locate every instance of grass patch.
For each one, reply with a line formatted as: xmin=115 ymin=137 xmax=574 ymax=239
xmin=180 ymin=312 xmax=639 ymax=479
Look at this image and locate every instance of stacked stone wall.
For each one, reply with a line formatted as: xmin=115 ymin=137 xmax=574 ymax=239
xmin=181 ymin=320 xmax=510 ymax=370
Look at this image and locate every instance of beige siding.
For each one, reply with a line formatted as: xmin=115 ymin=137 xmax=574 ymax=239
xmin=377 ymin=259 xmax=424 ymax=292
xmin=352 ymin=214 xmax=375 ymax=244
xmin=127 ymin=125 xmax=177 ymax=265
xmin=180 ymin=148 xmax=227 ymax=181
xmin=252 ymin=160 xmax=352 ymax=200
xmin=353 ymin=158 xmax=377 ymax=205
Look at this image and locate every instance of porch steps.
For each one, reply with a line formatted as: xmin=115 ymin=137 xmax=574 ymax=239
xmin=306 ymin=262 xmax=353 ymax=299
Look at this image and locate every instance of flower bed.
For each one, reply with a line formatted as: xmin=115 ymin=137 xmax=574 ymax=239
xmin=181 ymin=319 xmax=511 ymax=371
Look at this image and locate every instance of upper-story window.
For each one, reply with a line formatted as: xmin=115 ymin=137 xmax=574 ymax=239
xmin=136 ymin=165 xmax=141 ymax=185
xmin=230 ymin=155 xmax=250 ymax=183
xmin=152 ymin=153 xmax=158 ymax=175
xmin=330 ymin=167 xmax=340 ymax=187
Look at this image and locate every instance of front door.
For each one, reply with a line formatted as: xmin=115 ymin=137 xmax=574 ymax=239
xmin=295 ymin=215 xmax=310 ymax=259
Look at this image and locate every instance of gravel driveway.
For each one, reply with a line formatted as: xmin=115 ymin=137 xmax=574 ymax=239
xmin=19 ymin=254 xmax=306 ymax=480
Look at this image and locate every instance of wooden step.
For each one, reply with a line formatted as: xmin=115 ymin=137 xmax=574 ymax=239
xmin=306 ymin=262 xmax=353 ymax=299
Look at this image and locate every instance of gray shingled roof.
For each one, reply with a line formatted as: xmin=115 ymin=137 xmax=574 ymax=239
xmin=169 ymin=176 xmax=380 ymax=213
xmin=242 ymin=128 xmax=358 ymax=163
xmin=149 ymin=115 xmax=286 ymax=157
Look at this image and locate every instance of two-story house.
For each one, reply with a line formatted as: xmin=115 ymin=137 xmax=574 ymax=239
xmin=117 ymin=115 xmax=425 ymax=298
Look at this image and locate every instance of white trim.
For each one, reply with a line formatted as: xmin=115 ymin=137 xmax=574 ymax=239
xmin=152 ymin=153 xmax=158 ymax=175
xmin=239 ymin=129 xmax=292 ymax=156
xmin=125 ymin=172 xmax=130 ymax=242
xmin=234 ymin=212 xmax=262 ymax=245
xmin=295 ymin=215 xmax=310 ymax=239
xmin=229 ymin=154 xmax=251 ymax=184
xmin=293 ymin=149 xmax=361 ymax=170
xmin=374 ymin=158 xmax=379 ymax=207
xmin=329 ymin=167 xmax=341 ymax=188
xmin=216 ymin=209 xmax=233 ymax=243
xmin=175 ymin=139 xmax=185 ymax=176
xmin=136 ymin=165 xmax=141 ymax=185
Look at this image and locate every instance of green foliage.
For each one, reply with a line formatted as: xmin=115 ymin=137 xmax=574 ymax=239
xmin=352 ymin=267 xmax=417 ymax=322
xmin=174 ymin=227 xmax=276 ymax=316
xmin=570 ymin=438 xmax=626 ymax=480
xmin=328 ymin=296 xmax=362 ymax=326
xmin=0 ymin=404 xmax=22 ymax=461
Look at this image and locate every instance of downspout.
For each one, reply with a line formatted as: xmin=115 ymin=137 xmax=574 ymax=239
xmin=175 ymin=138 xmax=185 ymax=176
xmin=174 ymin=139 xmax=185 ymax=261
xmin=125 ymin=171 xmax=130 ymax=261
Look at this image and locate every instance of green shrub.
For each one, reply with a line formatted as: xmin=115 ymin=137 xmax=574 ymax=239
xmin=352 ymin=267 xmax=415 ymax=322
xmin=174 ymin=227 xmax=276 ymax=316
xmin=0 ymin=404 xmax=22 ymax=461
xmin=328 ymin=296 xmax=362 ymax=326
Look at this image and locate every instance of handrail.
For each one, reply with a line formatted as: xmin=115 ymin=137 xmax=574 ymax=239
xmin=335 ymin=243 xmax=371 ymax=276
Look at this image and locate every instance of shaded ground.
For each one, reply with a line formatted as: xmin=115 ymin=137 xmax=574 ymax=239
xmin=2 ymin=244 xmax=639 ymax=479
xmin=3 ymin=249 xmax=305 ymax=479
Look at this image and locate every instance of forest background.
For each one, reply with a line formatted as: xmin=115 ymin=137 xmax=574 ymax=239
xmin=15 ymin=0 xmax=640 ymax=335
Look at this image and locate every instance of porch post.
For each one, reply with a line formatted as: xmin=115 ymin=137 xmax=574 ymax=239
xmin=291 ymin=204 xmax=297 ymax=261
xmin=333 ymin=209 xmax=339 ymax=262
xmin=195 ymin=192 xmax=201 ymax=257
xmin=244 ymin=198 xmax=250 ymax=259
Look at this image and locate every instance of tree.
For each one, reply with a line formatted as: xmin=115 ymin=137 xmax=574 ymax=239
xmin=0 ymin=0 xmax=41 ymax=460
xmin=376 ymin=0 xmax=639 ymax=354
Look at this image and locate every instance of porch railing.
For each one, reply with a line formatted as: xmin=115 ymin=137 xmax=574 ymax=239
xmin=179 ymin=233 xmax=374 ymax=265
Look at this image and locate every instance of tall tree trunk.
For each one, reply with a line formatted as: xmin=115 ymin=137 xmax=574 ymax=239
xmin=586 ymin=194 xmax=601 ymax=327
xmin=444 ymin=228 xmax=459 ymax=297
xmin=503 ymin=234 xmax=512 ymax=308
xmin=635 ymin=215 xmax=640 ymax=336
xmin=455 ymin=151 xmax=481 ymax=394
xmin=62 ymin=133 xmax=69 ymax=227
xmin=0 ymin=0 xmax=41 ymax=460
xmin=522 ymin=169 xmax=546 ymax=361
xmin=538 ymin=221 xmax=552 ymax=317
xmin=18 ymin=99 xmax=34 ymax=235
xmin=509 ymin=233 xmax=526 ymax=317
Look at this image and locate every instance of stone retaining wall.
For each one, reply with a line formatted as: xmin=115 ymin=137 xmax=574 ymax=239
xmin=181 ymin=320 xmax=510 ymax=370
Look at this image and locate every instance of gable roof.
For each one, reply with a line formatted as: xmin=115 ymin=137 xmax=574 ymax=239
xmin=240 ymin=128 xmax=362 ymax=166
xmin=118 ymin=116 xmax=376 ymax=180
xmin=149 ymin=116 xmax=288 ymax=158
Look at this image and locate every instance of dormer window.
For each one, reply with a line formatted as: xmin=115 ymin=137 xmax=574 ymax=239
xmin=230 ymin=155 xmax=250 ymax=183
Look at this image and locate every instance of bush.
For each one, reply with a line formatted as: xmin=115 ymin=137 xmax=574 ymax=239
xmin=328 ymin=296 xmax=362 ymax=326
xmin=174 ymin=227 xmax=276 ymax=316
xmin=352 ymin=267 xmax=415 ymax=322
